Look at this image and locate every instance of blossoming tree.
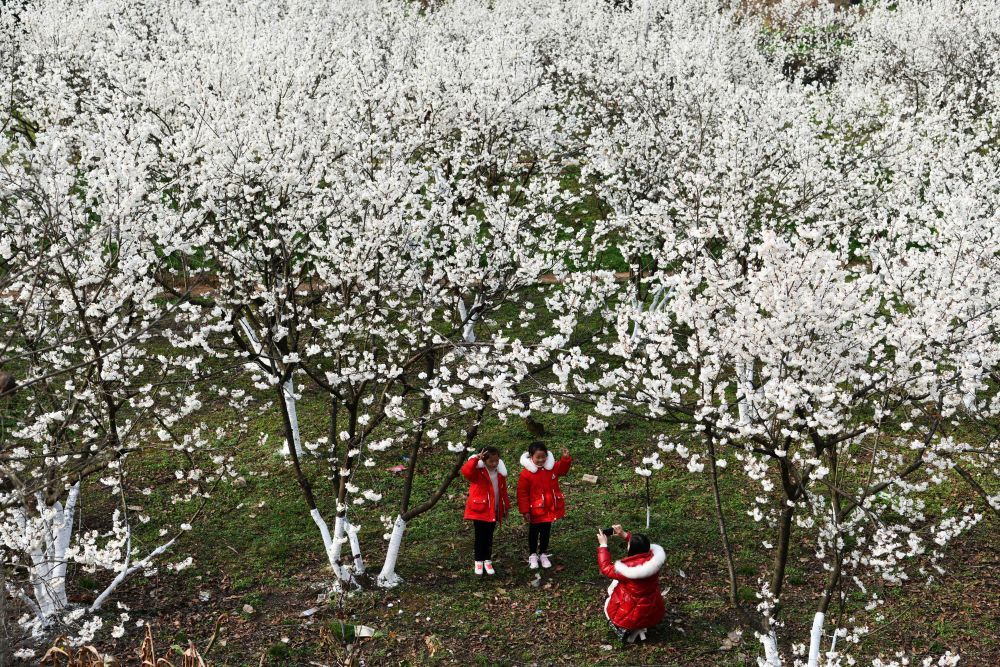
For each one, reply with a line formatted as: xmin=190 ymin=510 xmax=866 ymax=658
xmin=1 ymin=2 xmax=242 ymax=650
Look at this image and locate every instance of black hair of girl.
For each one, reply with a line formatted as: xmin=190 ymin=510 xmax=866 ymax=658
xmin=627 ymin=533 xmax=651 ymax=557
xmin=527 ymin=441 xmax=548 ymax=456
xmin=482 ymin=446 xmax=500 ymax=458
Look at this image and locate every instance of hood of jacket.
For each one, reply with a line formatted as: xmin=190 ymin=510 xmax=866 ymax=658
xmin=520 ymin=450 xmax=555 ymax=473
xmin=475 ymin=457 xmax=507 ymax=477
xmin=613 ymin=544 xmax=665 ymax=579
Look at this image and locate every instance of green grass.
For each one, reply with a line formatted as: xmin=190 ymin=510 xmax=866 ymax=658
xmin=64 ymin=382 xmax=998 ymax=666
xmin=38 ymin=261 xmax=996 ymax=666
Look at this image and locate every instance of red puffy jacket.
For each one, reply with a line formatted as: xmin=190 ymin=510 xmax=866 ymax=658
xmin=461 ymin=456 xmax=510 ymax=523
xmin=516 ymin=451 xmax=571 ymax=524
xmin=598 ymin=537 xmax=666 ymax=630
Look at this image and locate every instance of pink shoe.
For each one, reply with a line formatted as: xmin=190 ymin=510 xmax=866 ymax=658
xmin=539 ymin=553 xmax=552 ymax=568
xmin=474 ymin=561 xmax=484 ymax=576
xmin=484 ymin=560 xmax=495 ymax=575
xmin=528 ymin=553 xmax=539 ymax=569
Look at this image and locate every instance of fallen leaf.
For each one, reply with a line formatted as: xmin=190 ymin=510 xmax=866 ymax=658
xmin=424 ymin=634 xmax=441 ymax=657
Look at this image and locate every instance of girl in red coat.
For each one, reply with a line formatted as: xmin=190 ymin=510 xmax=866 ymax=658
xmin=517 ymin=441 xmax=572 ymax=569
xmin=596 ymin=524 xmax=666 ymax=643
xmin=461 ymin=447 xmax=510 ymax=576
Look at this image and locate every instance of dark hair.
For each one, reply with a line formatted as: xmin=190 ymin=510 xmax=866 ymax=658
xmin=627 ymin=533 xmax=651 ymax=557
xmin=527 ymin=441 xmax=548 ymax=456
xmin=481 ymin=446 xmax=500 ymax=459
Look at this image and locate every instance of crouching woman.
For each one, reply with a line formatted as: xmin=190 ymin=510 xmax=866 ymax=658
xmin=596 ymin=525 xmax=666 ymax=643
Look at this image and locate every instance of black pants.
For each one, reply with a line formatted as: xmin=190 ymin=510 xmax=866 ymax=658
xmin=528 ymin=522 xmax=552 ymax=554
xmin=473 ymin=520 xmax=496 ymax=561
xmin=608 ymin=618 xmax=629 ymax=641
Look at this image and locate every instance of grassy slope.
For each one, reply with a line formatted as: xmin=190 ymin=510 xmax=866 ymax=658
xmin=76 ymin=382 xmax=998 ymax=666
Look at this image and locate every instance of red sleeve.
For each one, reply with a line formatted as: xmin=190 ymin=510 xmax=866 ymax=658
xmin=460 ymin=456 xmax=478 ymax=482
xmin=597 ymin=546 xmax=623 ymax=580
xmin=517 ymin=470 xmax=530 ymax=515
xmin=554 ymin=455 xmax=572 ymax=477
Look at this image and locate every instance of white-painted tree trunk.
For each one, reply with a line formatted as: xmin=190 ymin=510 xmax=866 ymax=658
xmin=19 ymin=483 xmax=80 ymax=625
xmin=758 ymin=630 xmax=782 ymax=666
xmin=457 ymin=294 xmax=482 ymax=346
xmin=331 ymin=515 xmax=347 ymax=577
xmin=15 ymin=482 xmax=174 ymax=628
xmin=345 ymin=519 xmax=365 ymax=574
xmin=737 ymin=360 xmax=754 ymax=426
xmin=47 ymin=484 xmax=78 ymax=608
xmin=807 ymin=612 xmax=825 ymax=667
xmin=629 ymin=294 xmax=643 ymax=344
xmin=376 ymin=516 xmax=407 ymax=588
xmin=281 ymin=378 xmax=304 ymax=458
xmin=88 ymin=532 xmax=177 ymax=612
xmin=238 ymin=318 xmax=304 ymax=457
xmin=645 ymin=505 xmax=651 ymax=529
xmin=629 ymin=286 xmax=670 ymax=345
xmin=310 ymin=508 xmax=352 ymax=587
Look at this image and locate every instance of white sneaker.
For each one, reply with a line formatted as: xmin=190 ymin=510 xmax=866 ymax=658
xmin=539 ymin=553 xmax=552 ymax=568
xmin=484 ymin=560 xmax=495 ymax=575
xmin=474 ymin=561 xmax=484 ymax=576
xmin=625 ymin=628 xmax=647 ymax=644
xmin=528 ymin=553 xmax=539 ymax=569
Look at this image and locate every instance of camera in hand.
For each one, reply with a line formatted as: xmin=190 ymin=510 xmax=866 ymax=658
xmin=600 ymin=527 xmax=615 ymax=536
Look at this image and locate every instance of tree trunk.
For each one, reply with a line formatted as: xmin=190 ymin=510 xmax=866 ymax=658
xmin=281 ymin=378 xmax=304 ymax=458
xmin=238 ymin=317 xmax=304 ymax=458
xmin=310 ymin=509 xmax=349 ymax=585
xmin=770 ymin=504 xmax=794 ymax=603
xmin=759 ymin=631 xmax=781 ymax=666
xmin=757 ymin=499 xmax=795 ymax=666
xmin=736 ymin=361 xmax=754 ymax=426
xmin=809 ymin=440 xmax=844 ymax=666
xmin=89 ymin=533 xmax=177 ymax=613
xmin=278 ymin=382 xmax=359 ymax=586
xmin=20 ymin=482 xmax=80 ymax=625
xmin=376 ymin=516 xmax=407 ymax=588
xmin=807 ymin=612 xmax=826 ymax=667
xmin=346 ymin=519 xmax=365 ymax=574
xmin=376 ymin=405 xmax=486 ymax=588
xmin=706 ymin=429 xmax=739 ymax=606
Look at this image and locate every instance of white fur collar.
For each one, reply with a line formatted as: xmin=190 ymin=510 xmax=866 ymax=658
xmin=613 ymin=544 xmax=665 ymax=580
xmin=476 ymin=458 xmax=507 ymax=477
xmin=520 ymin=450 xmax=554 ymax=473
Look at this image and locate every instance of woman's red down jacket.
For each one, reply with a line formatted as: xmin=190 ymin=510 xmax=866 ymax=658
xmin=516 ymin=451 xmax=572 ymax=524
xmin=598 ymin=537 xmax=666 ymax=630
xmin=461 ymin=456 xmax=510 ymax=523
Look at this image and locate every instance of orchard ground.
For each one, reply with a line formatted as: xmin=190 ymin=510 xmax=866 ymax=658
xmin=71 ymin=395 xmax=998 ymax=666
